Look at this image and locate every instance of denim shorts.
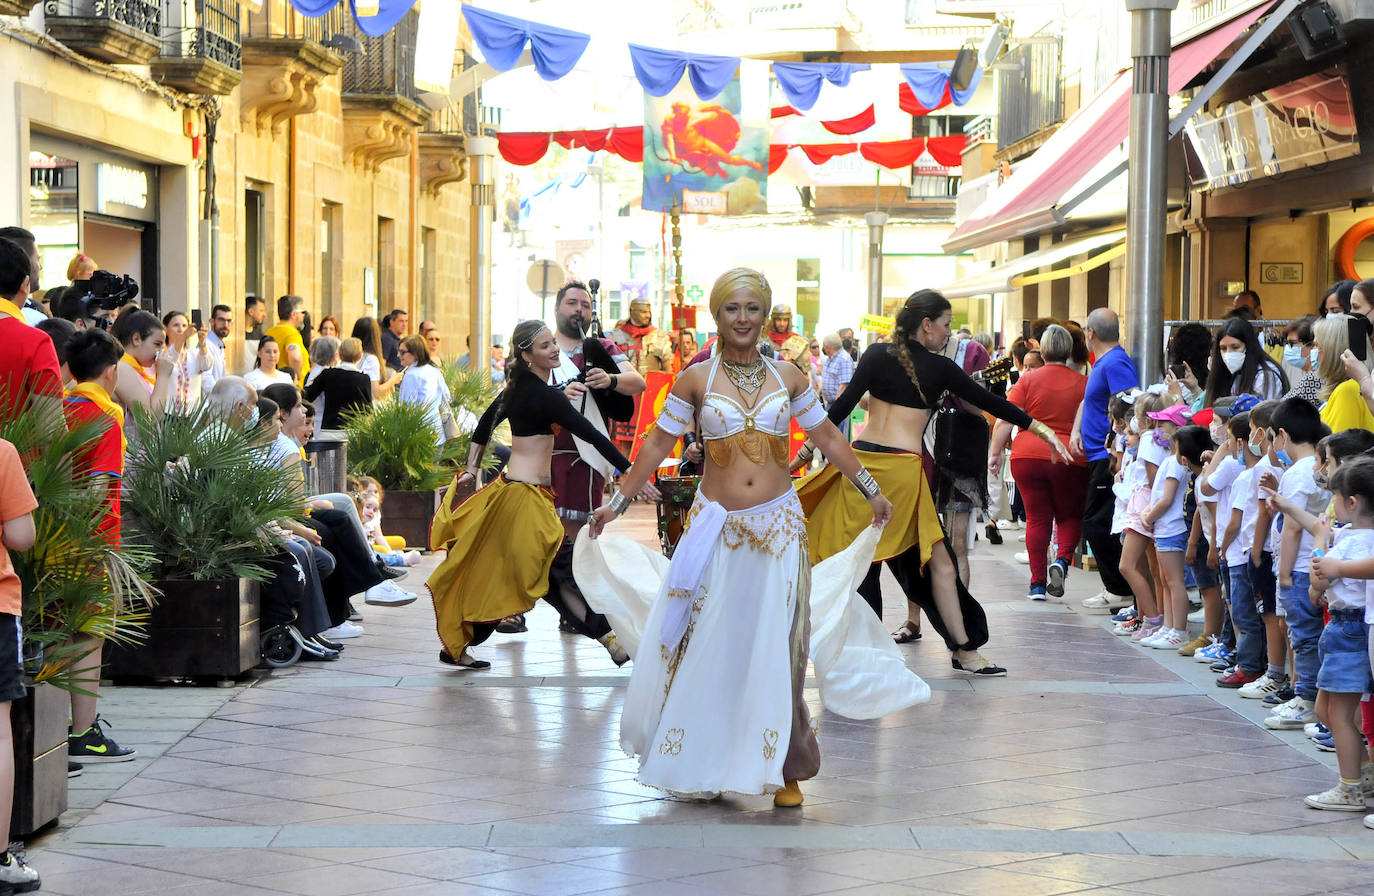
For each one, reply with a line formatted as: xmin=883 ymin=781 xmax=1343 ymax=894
xmin=1154 ymin=531 xmax=1188 ymax=553
xmin=1186 ymin=546 xmax=1221 ymax=590
xmin=1316 ymin=613 xmax=1374 ymax=694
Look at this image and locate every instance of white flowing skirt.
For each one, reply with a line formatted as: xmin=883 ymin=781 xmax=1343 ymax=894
xmin=574 ymin=490 xmax=929 ymax=798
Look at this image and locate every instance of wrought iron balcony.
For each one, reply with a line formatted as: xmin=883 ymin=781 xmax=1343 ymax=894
xmin=151 ymin=0 xmax=242 ymax=95
xmin=340 ymin=8 xmax=418 ymax=101
xmin=44 ymin=0 xmax=162 ymax=64
xmin=242 ymin=3 xmax=346 ymax=42
xmin=996 ymin=36 xmax=1062 ymax=153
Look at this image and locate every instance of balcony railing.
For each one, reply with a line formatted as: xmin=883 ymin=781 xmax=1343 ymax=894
xmin=242 ymin=2 xmax=346 ymax=43
xmin=160 ymin=0 xmax=241 ymax=69
xmin=341 ymin=8 xmax=417 ymax=100
xmin=996 ymin=36 xmax=1062 ymax=152
xmin=44 ymin=0 xmax=160 ymax=36
xmin=906 ymin=175 xmax=962 ymax=200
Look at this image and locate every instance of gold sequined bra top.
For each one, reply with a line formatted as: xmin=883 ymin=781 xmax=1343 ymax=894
xmin=652 ymin=354 xmax=828 ymax=469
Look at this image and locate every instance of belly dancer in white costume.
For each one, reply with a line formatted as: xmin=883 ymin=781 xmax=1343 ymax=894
xmin=577 ymin=267 xmax=929 ymax=808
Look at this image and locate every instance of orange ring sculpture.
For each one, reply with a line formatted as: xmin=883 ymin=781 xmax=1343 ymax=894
xmin=1336 ymin=219 xmax=1374 ymax=280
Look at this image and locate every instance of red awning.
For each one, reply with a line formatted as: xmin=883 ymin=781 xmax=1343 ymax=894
xmin=942 ymin=4 xmax=1269 ymax=254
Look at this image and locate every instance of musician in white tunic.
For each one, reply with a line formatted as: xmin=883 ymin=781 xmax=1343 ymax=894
xmin=579 ymin=268 xmax=928 ymax=808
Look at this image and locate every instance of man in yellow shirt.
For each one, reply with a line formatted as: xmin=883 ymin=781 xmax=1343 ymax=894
xmin=263 ymin=295 xmax=310 ymax=384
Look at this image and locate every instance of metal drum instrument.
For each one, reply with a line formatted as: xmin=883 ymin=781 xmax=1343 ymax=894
xmin=654 ymin=475 xmax=702 ymax=557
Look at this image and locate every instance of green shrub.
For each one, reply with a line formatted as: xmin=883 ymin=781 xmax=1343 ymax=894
xmin=122 ymin=406 xmax=301 ymax=582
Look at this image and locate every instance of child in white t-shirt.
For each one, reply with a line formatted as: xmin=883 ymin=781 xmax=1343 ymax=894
xmin=1305 ymin=457 xmax=1374 ymax=814
xmin=1140 ymin=414 xmax=1206 ymax=650
xmin=1121 ymin=393 xmax=1169 ymax=642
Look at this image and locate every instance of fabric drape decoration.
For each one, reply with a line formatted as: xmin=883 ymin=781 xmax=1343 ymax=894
xmin=771 ymin=62 xmax=870 ymax=112
xmin=347 ymin=0 xmax=416 ymax=38
xmin=290 ymin=0 xmax=344 ymax=16
xmin=628 ymin=44 xmax=739 ymax=99
xmin=497 ymin=130 xmax=965 ymax=170
xmin=898 ymin=63 xmax=983 ymax=109
xmin=772 ymin=105 xmax=877 ymax=135
xmin=496 ymin=132 xmax=553 ymax=165
xmin=462 ymin=5 xmax=590 ymax=80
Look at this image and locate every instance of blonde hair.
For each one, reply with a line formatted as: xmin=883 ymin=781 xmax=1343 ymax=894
xmin=708 ymin=267 xmax=771 ymax=317
xmin=66 ymin=252 xmax=97 ymax=281
xmin=1314 ymin=314 xmax=1372 ymax=400
xmin=339 ymin=337 xmax=363 ymax=363
xmin=1135 ymin=392 xmax=1167 ymax=428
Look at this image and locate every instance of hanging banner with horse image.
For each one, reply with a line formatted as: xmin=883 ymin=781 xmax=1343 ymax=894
xmin=642 ymin=65 xmax=770 ymax=215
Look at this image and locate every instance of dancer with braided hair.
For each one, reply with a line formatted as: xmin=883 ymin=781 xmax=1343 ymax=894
xmin=428 ymin=320 xmax=635 ymax=669
xmin=796 ymin=290 xmax=1074 ymax=676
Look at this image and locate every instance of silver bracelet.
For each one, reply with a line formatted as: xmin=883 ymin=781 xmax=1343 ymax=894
xmin=609 ymin=490 xmax=633 ymax=514
xmin=854 ymin=468 xmax=880 ymax=498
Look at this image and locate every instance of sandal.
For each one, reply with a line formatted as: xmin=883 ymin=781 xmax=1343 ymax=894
xmin=891 ymin=620 xmax=922 ymax=643
xmin=951 ymin=649 xmax=1007 ymax=677
xmin=495 ymin=614 xmax=527 ymax=634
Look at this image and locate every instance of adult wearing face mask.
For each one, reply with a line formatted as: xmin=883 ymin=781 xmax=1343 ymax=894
xmin=1202 ymin=317 xmax=1288 ymax=407
xmin=1281 ymin=316 xmax=1324 ymax=406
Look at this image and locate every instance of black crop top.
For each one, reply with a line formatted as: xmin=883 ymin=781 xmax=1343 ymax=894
xmin=827 ymin=342 xmax=1033 ymax=430
xmin=472 ymin=373 xmax=631 ymax=472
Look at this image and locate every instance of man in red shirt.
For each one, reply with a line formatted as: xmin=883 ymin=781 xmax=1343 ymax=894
xmin=0 ymin=237 xmax=62 ymax=426
xmin=60 ymin=328 xmax=137 ymax=765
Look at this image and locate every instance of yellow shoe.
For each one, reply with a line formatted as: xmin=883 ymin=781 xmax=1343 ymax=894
xmin=1178 ymin=634 xmax=1210 ymax=657
xmin=773 ymin=780 xmax=803 ymax=808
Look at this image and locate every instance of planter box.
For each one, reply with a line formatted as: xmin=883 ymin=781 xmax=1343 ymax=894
xmin=105 ymin=578 xmax=260 ymax=683
xmin=10 ymin=683 xmax=69 ymax=838
xmin=383 ymin=489 xmax=440 ymax=551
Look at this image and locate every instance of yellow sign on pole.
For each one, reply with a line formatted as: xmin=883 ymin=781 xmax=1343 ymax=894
xmin=860 ymin=313 xmax=894 ymax=335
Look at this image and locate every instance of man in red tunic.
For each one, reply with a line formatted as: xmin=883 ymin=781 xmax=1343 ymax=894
xmin=767 ymin=303 xmax=799 ymax=349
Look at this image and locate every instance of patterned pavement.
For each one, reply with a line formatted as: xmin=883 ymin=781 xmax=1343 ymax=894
xmin=26 ymin=507 xmax=1373 ymax=895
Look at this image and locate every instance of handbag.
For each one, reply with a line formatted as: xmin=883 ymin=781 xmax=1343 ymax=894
xmin=932 ymin=405 xmax=989 ymax=480
xmin=439 ymin=401 xmax=461 ymax=441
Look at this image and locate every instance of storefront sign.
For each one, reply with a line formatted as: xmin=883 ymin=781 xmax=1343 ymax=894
xmin=1184 ymin=69 xmax=1361 ymax=192
xmin=1260 ymin=262 xmax=1303 ymax=285
xmin=95 ymin=163 xmax=148 ymax=211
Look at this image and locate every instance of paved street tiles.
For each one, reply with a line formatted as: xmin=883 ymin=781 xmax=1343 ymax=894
xmin=26 ymin=508 xmax=1372 ymax=894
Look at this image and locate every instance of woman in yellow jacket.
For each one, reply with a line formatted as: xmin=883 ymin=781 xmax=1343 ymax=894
xmin=1316 ymin=314 xmax=1374 ymax=432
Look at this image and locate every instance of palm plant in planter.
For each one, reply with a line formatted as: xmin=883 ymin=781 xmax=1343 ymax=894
xmin=113 ymin=406 xmax=300 ymax=681
xmin=0 ymin=394 xmax=154 ymax=835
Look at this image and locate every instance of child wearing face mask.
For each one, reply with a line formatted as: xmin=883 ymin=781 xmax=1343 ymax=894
xmin=1139 ymin=413 xmax=1205 ymax=650
xmin=1194 ymin=400 xmax=1245 ymax=664
xmin=1119 ymin=392 xmax=1168 ymax=642
xmin=1219 ymin=405 xmax=1268 ymax=687
xmin=1252 ymin=398 xmax=1332 ymax=729
xmin=1231 ymin=400 xmax=1288 ymax=699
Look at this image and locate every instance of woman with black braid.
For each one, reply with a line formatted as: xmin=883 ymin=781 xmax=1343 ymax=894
xmin=797 ymin=290 xmax=1073 ymax=676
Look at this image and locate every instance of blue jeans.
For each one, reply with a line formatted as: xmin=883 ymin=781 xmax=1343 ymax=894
xmin=1228 ymin=565 xmax=1265 ymax=675
xmin=1279 ymin=571 xmax=1322 ymax=701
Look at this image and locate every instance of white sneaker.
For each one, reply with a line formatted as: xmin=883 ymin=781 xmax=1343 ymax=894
xmin=1304 ymin=783 xmax=1367 ymax=812
xmin=1017 ymin=534 xmax=1026 ymax=542
xmin=1237 ymin=673 xmax=1284 ymax=699
xmin=1263 ymin=697 xmax=1314 ymax=730
xmin=402 ymin=550 xmax=422 ymax=566
xmin=1081 ymin=591 xmax=1130 ymax=614
xmin=997 ymin=520 xmax=1020 ymax=530
xmin=0 ymin=851 xmax=39 ymax=891
xmin=365 ymin=580 xmax=418 ymax=607
xmin=1148 ymin=628 xmax=1187 ymax=650
xmin=1013 ymin=551 xmax=1030 ymax=564
xmin=321 ymin=621 xmax=364 ymax=640
xmin=1186 ymin=607 xmax=1205 ymax=624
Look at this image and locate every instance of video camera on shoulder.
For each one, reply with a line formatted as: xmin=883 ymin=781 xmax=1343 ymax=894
xmin=64 ymin=270 xmax=139 ymax=329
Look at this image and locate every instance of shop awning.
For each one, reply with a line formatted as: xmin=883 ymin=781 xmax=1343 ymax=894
xmin=942 ymin=4 xmax=1270 ymax=254
xmin=940 ymin=229 xmax=1125 ymax=299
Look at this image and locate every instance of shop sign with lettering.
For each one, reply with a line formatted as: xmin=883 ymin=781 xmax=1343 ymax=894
xmin=1184 ymin=69 xmax=1361 ymax=192
xmin=95 ymin=164 xmax=149 ymax=211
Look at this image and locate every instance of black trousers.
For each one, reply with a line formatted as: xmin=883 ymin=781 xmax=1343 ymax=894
xmin=1084 ymin=457 xmax=1132 ymax=597
xmin=856 ymin=538 xmax=990 ymax=651
xmin=544 ymin=537 xmax=612 ymax=640
xmin=259 ymin=549 xmax=305 ymax=630
xmin=305 ymin=508 xmax=386 ymax=626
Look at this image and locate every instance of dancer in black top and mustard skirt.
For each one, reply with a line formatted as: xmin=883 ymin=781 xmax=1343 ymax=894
xmin=428 ymin=320 xmax=632 ymax=669
xmin=796 ymin=290 xmax=1074 ymax=676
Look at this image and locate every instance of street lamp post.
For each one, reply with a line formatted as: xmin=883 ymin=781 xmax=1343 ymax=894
xmin=1125 ymin=0 xmax=1178 ymax=385
xmin=468 ymin=135 xmax=497 ymax=375
xmin=865 ymin=211 xmax=888 ymax=346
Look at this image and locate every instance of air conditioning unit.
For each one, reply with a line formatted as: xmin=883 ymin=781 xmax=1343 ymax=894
xmin=979 ymin=21 xmax=1009 ymax=67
